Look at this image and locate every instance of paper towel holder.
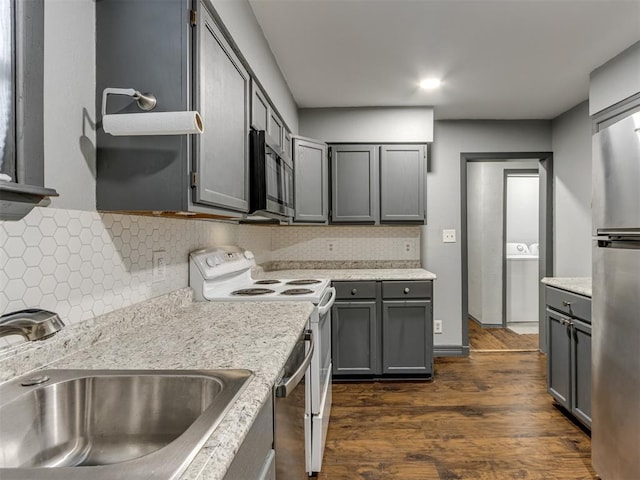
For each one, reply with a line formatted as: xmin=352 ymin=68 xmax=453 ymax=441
xmin=101 ymin=88 xmax=203 ymax=136
xmin=101 ymin=87 xmax=157 ymax=116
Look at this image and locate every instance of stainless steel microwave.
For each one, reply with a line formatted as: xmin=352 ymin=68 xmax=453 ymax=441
xmin=249 ymin=129 xmax=294 ymax=220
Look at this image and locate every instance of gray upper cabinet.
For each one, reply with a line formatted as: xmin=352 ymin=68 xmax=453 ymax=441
xmin=293 ymin=137 xmax=328 ymax=223
xmin=330 ymin=143 xmax=427 ymax=225
xmin=250 ymin=81 xmax=269 ymax=132
xmin=195 ymin=5 xmax=250 ymax=212
xmin=379 ymin=145 xmax=426 ymax=223
xmin=268 ymin=111 xmax=284 ymax=150
xmin=95 ymin=0 xmax=251 ymax=216
xmin=331 ymin=145 xmax=378 ymax=223
xmin=250 ymin=79 xmax=287 ymax=154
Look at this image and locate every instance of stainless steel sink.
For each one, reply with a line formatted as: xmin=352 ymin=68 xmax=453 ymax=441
xmin=0 ymin=369 xmax=253 ymax=479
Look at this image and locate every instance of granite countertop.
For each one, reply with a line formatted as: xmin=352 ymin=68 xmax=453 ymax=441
xmin=541 ymin=277 xmax=592 ymax=298
xmin=257 ymin=267 xmax=437 ymax=281
xmin=2 ymin=294 xmax=314 ymax=480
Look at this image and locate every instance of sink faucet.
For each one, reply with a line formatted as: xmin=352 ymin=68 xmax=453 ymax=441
xmin=0 ymin=309 xmax=65 ymax=341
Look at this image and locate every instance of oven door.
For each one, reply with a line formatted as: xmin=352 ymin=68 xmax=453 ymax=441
xmin=310 ymin=287 xmax=335 ymax=414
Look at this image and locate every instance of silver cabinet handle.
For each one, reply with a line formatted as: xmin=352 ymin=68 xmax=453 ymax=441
xmin=351 ymin=289 xmax=357 ymax=295
xmin=404 ymin=287 xmax=410 ymax=294
xmin=562 ymin=300 xmax=573 ymax=307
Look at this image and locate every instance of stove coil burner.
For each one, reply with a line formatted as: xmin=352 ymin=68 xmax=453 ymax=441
xmin=281 ymin=288 xmax=314 ymax=296
xmin=286 ymin=279 xmax=322 ymax=285
xmin=231 ymin=288 xmax=275 ymax=296
xmin=254 ymin=279 xmax=282 ymax=285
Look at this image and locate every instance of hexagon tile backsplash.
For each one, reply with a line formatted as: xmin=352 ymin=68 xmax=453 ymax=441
xmin=0 ymin=207 xmax=239 ymax=348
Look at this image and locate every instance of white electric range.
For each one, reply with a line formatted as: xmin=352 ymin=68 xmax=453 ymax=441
xmin=189 ymin=247 xmax=335 ymax=476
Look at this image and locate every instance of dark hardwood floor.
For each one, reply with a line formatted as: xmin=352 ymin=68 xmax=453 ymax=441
xmin=469 ymin=318 xmax=539 ymax=351
xmin=319 ymin=352 xmax=595 ymax=480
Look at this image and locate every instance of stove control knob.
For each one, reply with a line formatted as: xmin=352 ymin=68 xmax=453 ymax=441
xmin=206 ymin=257 xmax=218 ymax=267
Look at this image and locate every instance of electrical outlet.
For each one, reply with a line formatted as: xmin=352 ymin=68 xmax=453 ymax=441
xmin=442 ymin=229 xmax=456 ymax=243
xmin=325 ymin=239 xmax=338 ymax=255
xmin=434 ymin=319 xmax=443 ymax=334
xmin=152 ymin=250 xmax=167 ymax=283
xmin=404 ymin=240 xmax=416 ymax=253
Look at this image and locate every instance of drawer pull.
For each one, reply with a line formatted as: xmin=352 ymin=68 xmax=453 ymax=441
xmin=562 ymin=300 xmax=573 ymax=307
xmin=404 ymin=287 xmax=410 ymax=294
xmin=351 ymin=289 xmax=358 ymax=295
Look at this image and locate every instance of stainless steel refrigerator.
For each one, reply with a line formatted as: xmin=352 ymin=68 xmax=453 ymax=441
xmin=592 ymin=108 xmax=640 ymax=480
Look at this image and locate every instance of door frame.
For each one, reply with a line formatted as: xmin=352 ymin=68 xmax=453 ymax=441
xmin=502 ymin=168 xmax=540 ymax=328
xmin=460 ymin=152 xmax=553 ymax=353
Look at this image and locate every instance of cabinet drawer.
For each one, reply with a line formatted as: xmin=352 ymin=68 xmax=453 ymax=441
xmin=545 ymin=287 xmax=591 ymax=323
xmin=382 ymin=281 xmax=432 ymax=299
xmin=334 ymin=281 xmax=377 ymax=299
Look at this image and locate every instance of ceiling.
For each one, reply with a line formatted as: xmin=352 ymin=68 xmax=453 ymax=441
xmin=248 ymin=0 xmax=640 ymax=119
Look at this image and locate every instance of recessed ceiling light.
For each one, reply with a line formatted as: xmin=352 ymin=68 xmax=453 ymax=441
xmin=419 ymin=78 xmax=441 ymax=90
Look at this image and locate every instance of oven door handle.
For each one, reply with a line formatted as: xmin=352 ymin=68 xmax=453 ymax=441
xmin=317 ymin=287 xmax=336 ymax=316
xmin=275 ymin=331 xmax=314 ymax=398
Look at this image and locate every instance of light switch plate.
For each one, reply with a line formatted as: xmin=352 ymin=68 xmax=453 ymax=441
xmin=442 ymin=229 xmax=456 ymax=243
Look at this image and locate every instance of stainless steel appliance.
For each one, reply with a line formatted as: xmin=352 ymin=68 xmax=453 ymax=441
xmin=274 ymin=330 xmax=313 ymax=479
xmin=249 ymin=129 xmax=294 ymax=221
xmin=592 ymin=107 xmax=640 ymax=480
xmin=189 ymin=247 xmax=335 ymax=476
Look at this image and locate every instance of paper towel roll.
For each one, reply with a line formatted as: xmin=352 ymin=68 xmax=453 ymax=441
xmin=102 ymin=111 xmax=204 ymax=136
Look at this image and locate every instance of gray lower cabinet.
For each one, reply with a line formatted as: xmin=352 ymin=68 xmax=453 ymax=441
xmin=332 ymin=280 xmax=433 ymax=379
xmin=545 ymin=286 xmax=592 ymax=429
xmin=293 ymin=137 xmax=329 ymax=223
xmin=224 ymin=395 xmax=275 ymax=480
xmin=332 ymin=300 xmax=378 ymax=375
xmin=382 ymin=300 xmax=433 ymax=374
xmin=96 ymin=0 xmax=250 ymax=215
xmin=330 ymin=144 xmax=427 ymax=224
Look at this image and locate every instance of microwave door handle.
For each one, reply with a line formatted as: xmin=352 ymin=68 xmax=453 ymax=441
xmin=317 ymin=287 xmax=336 ymax=316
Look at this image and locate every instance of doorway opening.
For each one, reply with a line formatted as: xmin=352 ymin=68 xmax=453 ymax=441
xmin=461 ymin=152 xmax=553 ymax=353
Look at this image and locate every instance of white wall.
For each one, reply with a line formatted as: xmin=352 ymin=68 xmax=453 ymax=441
xmin=423 ymin=121 xmax=551 ymax=346
xmin=551 ymin=101 xmax=592 ymax=277
xmin=506 ymin=175 xmax=539 ymax=245
xmin=43 ymin=0 xmax=96 ymax=211
xmin=299 ymin=107 xmax=434 ymax=143
xmin=213 ymin=0 xmax=298 ymax=132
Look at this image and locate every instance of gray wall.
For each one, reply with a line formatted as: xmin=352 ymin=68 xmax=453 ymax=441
xmin=298 ymin=107 xmax=434 ymax=142
xmin=589 ymin=40 xmax=640 ymax=115
xmin=423 ymin=121 xmax=551 ymax=346
xmin=551 ymin=101 xmax=592 ymax=277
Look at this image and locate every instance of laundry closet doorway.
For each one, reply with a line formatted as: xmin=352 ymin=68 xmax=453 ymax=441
xmin=461 ymin=152 xmax=553 ymax=353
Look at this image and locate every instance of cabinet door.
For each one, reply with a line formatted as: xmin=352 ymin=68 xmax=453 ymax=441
xmin=284 ymin=129 xmax=292 ymax=159
xmin=251 ymin=80 xmax=269 ymax=132
xmin=293 ymin=137 xmax=328 ymax=223
xmin=379 ymin=145 xmax=426 ymax=223
xmin=547 ymin=309 xmax=571 ymax=410
xmin=332 ymin=301 xmax=377 ymax=375
xmin=331 ymin=145 xmax=378 ymax=223
xmin=571 ymin=319 xmax=592 ymax=428
xmin=194 ymin=5 xmax=250 ymax=212
xmin=381 ymin=300 xmax=433 ymax=375
xmin=268 ymin=111 xmax=283 ymax=150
